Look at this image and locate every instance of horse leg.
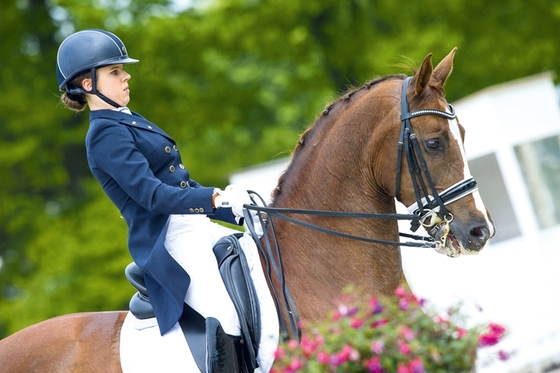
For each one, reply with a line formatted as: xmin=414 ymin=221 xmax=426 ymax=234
xmin=0 ymin=312 xmax=126 ymax=373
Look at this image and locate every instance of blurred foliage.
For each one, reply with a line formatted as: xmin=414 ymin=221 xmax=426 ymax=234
xmin=1 ymin=0 xmax=559 ymax=337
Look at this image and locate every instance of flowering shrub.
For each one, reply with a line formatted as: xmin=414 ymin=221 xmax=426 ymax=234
xmin=272 ymin=287 xmax=506 ymax=373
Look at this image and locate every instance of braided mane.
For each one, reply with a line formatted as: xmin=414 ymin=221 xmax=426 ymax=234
xmin=272 ymin=74 xmax=406 ymax=202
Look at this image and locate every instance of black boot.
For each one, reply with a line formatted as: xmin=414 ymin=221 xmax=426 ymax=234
xmin=206 ymin=317 xmax=250 ymax=373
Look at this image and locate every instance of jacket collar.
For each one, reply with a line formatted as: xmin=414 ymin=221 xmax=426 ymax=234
xmin=89 ymin=109 xmax=173 ymax=140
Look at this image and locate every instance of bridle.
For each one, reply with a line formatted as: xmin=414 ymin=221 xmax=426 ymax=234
xmin=242 ymin=76 xmax=480 ymax=339
xmin=396 ymin=76 xmax=479 ymax=235
xmin=245 ymin=76 xmax=479 ymax=248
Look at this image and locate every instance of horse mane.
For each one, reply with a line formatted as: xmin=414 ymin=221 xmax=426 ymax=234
xmin=271 ymin=73 xmax=407 ymax=202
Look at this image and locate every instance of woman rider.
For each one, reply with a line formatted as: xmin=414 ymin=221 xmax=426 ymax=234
xmin=56 ymin=29 xmax=255 ymax=371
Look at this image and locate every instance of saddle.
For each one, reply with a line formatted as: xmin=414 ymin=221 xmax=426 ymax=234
xmin=125 ymin=233 xmax=261 ymax=373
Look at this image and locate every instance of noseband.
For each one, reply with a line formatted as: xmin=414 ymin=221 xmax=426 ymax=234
xmin=396 ymin=77 xmax=479 ymax=233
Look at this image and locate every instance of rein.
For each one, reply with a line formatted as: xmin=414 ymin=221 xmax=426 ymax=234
xmin=243 ymin=76 xmax=480 ymax=341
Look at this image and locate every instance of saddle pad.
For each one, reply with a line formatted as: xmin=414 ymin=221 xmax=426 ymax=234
xmin=120 ymin=314 xmax=200 ymax=373
xmin=120 ymin=232 xmax=279 ymax=373
xmin=238 ymin=233 xmax=279 ymax=373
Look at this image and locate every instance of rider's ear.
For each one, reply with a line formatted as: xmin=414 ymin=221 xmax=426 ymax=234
xmin=81 ymin=78 xmax=93 ymax=92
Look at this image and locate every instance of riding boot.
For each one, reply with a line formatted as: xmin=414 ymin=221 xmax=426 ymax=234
xmin=206 ymin=317 xmax=250 ymax=373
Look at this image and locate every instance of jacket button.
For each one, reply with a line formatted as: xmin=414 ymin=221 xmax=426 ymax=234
xmin=179 ymin=164 xmax=185 ymax=169
xmin=189 ymin=208 xmax=194 ymax=213
xmin=169 ymin=165 xmax=176 ymax=172
xmin=180 ymin=181 xmax=187 ymax=188
xmin=199 ymin=208 xmax=204 ymax=213
xmin=164 ymin=146 xmax=171 ymax=153
xmin=173 ymin=145 xmax=178 ymax=151
xmin=132 ymin=121 xmax=137 ymax=125
xmin=148 ymin=126 xmax=153 ymax=130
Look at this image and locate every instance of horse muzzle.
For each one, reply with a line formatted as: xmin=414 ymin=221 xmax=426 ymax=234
xmin=430 ymin=215 xmax=492 ymax=258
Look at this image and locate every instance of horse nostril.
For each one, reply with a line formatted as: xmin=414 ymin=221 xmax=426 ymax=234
xmin=469 ymin=225 xmax=490 ymax=246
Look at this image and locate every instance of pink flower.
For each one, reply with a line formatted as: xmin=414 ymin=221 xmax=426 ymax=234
xmin=400 ymin=326 xmax=415 ymax=340
xmin=316 ymin=351 xmax=330 ymax=364
xmin=351 ymin=317 xmax=364 ymax=328
xmin=274 ymin=346 xmax=285 ymax=359
xmin=288 ymin=358 xmax=303 ymax=370
xmin=370 ymin=340 xmax=385 ymax=354
xmin=348 ymin=347 xmax=361 ymax=362
xmin=329 ymin=354 xmax=342 ymax=367
xmin=331 ymin=311 xmax=341 ymax=320
xmin=397 ymin=363 xmax=411 ymax=373
xmin=338 ymin=345 xmax=358 ymax=362
xmin=371 ymin=319 xmax=388 ymax=328
xmin=399 ymin=341 xmax=411 ymax=354
xmin=479 ymin=333 xmax=500 ymax=347
xmin=300 ymin=337 xmax=316 ymax=358
xmin=336 ymin=303 xmax=358 ymax=318
xmin=366 ymin=356 xmax=384 ymax=373
xmin=479 ymin=322 xmax=506 ymax=347
xmin=488 ymin=323 xmax=506 ymax=335
xmin=498 ymin=350 xmax=509 ymax=361
xmin=456 ymin=327 xmax=468 ymax=338
xmin=338 ymin=303 xmax=349 ymax=316
xmin=409 ymin=357 xmax=425 ymax=373
xmin=395 ymin=286 xmax=407 ymax=297
xmin=287 ymin=339 xmax=299 ymax=349
xmin=398 ymin=298 xmax=410 ymax=310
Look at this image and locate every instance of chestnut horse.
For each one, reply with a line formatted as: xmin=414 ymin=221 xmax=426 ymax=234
xmin=0 ymin=48 xmax=493 ymax=372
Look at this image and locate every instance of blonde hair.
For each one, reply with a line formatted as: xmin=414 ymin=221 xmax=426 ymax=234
xmin=59 ymin=72 xmax=91 ymax=112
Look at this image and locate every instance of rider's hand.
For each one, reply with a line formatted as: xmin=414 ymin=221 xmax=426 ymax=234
xmin=213 ymin=185 xmax=250 ymax=218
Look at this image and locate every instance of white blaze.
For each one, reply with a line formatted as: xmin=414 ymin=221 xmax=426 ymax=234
xmin=448 ymin=116 xmax=495 ymax=237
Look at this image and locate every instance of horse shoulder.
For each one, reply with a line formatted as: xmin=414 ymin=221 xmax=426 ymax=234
xmin=0 ymin=311 xmax=127 ymax=373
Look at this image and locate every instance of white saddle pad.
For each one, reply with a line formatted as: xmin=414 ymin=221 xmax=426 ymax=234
xmin=120 ymin=233 xmax=279 ymax=373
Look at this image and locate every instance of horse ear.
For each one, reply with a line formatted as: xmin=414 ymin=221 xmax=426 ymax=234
xmin=412 ymin=53 xmax=433 ymax=96
xmin=432 ymin=47 xmax=457 ymax=87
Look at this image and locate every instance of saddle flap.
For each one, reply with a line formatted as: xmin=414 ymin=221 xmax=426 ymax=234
xmin=213 ymin=233 xmax=261 ymax=369
xmin=213 ymin=233 xmax=244 ymax=267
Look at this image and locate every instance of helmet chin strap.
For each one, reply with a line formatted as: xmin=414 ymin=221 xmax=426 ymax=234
xmin=66 ymin=67 xmax=121 ymax=109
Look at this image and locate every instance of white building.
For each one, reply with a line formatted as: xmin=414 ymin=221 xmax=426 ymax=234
xmin=230 ymin=73 xmax=560 ymax=373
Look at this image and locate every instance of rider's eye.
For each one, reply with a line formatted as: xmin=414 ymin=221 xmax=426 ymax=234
xmin=426 ymin=139 xmax=442 ymax=151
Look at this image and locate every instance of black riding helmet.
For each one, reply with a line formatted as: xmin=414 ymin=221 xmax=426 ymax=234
xmin=56 ymin=29 xmax=139 ymax=108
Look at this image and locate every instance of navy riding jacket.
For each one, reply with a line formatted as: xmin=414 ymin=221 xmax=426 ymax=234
xmin=86 ymin=109 xmax=240 ymax=335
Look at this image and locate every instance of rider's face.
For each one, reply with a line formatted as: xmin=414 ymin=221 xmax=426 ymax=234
xmin=83 ymin=64 xmax=131 ymax=109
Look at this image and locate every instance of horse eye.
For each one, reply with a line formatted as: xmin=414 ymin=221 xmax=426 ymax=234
xmin=426 ymin=139 xmax=441 ymax=151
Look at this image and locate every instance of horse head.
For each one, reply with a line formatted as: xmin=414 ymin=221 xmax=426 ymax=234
xmin=391 ymin=48 xmax=495 ymax=257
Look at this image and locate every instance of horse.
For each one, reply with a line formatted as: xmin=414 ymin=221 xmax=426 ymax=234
xmin=0 ymin=48 xmax=494 ymax=372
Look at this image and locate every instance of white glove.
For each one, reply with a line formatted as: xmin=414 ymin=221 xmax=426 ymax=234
xmin=213 ymin=185 xmax=251 ymax=218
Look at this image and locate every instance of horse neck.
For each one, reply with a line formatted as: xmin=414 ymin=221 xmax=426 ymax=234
xmin=273 ymin=80 xmax=402 ymax=239
xmin=268 ymin=80 xmax=407 ymax=312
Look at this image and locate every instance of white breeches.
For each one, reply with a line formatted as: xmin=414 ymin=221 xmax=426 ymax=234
xmin=164 ymin=214 xmax=241 ymax=336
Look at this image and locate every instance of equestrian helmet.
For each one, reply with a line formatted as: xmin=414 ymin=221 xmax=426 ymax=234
xmin=56 ymin=29 xmax=139 ymax=92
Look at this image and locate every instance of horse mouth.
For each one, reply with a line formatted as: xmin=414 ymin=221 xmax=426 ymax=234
xmin=433 ymin=225 xmax=463 ymax=258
